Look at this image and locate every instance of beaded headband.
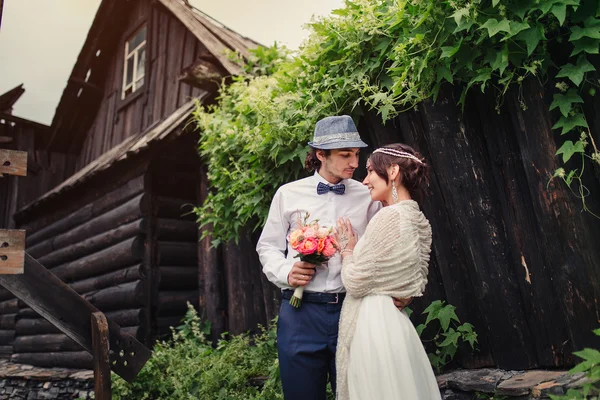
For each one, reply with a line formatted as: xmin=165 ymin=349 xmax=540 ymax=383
xmin=372 ymin=148 xmax=424 ymax=164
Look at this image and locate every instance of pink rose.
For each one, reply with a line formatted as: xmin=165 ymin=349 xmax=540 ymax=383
xmin=322 ymin=237 xmax=337 ymax=258
xmin=297 ymin=237 xmax=318 ymax=255
xmin=303 ymin=227 xmax=317 ymax=239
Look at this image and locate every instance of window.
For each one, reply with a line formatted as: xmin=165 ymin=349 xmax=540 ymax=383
xmin=122 ymin=25 xmax=147 ymax=99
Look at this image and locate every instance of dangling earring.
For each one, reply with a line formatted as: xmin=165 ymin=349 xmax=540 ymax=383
xmin=392 ymin=182 xmax=399 ymax=204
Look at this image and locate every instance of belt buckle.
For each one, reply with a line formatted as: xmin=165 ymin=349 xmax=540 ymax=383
xmin=328 ymin=293 xmax=339 ymax=304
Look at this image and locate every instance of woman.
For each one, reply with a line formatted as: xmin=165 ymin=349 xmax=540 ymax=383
xmin=334 ymin=143 xmax=440 ymax=400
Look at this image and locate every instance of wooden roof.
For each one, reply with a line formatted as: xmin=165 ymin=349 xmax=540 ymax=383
xmin=158 ymin=0 xmax=260 ymax=75
xmin=46 ymin=0 xmax=260 ymax=152
xmin=19 ymin=97 xmax=203 ymax=214
xmin=0 ymin=84 xmax=25 ymax=114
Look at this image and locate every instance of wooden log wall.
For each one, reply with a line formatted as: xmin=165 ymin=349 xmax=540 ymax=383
xmin=148 ymin=138 xmax=202 ymax=337
xmin=351 ymin=79 xmax=600 ymax=370
xmin=6 ymin=174 xmax=148 ymax=369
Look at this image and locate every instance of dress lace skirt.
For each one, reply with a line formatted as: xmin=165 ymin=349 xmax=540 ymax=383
xmin=347 ymin=295 xmax=441 ymax=400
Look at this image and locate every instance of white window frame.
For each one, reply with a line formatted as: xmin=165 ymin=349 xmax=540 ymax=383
xmin=121 ymin=25 xmax=147 ymax=99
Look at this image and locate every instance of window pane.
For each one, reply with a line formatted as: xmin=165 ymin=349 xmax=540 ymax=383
xmin=135 ymin=76 xmax=144 ymax=90
xmin=125 ymin=56 xmax=134 ymax=86
xmin=128 ymin=26 xmax=146 ymax=51
xmin=136 ymin=46 xmax=146 ymax=79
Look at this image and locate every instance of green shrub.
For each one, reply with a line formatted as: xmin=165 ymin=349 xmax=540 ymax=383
xmin=112 ymin=304 xmax=286 ymax=400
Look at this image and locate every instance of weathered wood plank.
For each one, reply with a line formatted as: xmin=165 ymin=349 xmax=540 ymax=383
xmin=0 ymin=149 xmax=27 ymax=177
xmin=52 ymin=236 xmax=144 ymax=283
xmin=92 ymin=312 xmax=111 ymax=400
xmin=0 ymin=229 xmax=25 ymax=274
xmin=36 ymin=219 xmax=144 ymax=268
xmin=70 ymin=264 xmax=143 ymax=295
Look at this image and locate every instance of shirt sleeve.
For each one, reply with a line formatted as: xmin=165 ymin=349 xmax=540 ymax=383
xmin=256 ymin=189 xmax=294 ymax=289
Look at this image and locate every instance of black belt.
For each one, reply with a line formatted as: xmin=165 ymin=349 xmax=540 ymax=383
xmin=282 ymin=289 xmax=345 ymax=304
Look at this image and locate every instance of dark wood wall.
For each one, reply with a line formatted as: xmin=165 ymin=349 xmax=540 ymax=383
xmin=77 ymin=1 xmax=208 ymax=170
xmin=0 ymin=114 xmax=76 ymax=230
xmin=353 ymin=79 xmax=600 ymax=370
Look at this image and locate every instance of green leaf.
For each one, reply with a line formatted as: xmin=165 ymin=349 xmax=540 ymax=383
xmin=593 ymin=328 xmax=600 ymax=336
xmin=492 ymin=0 xmax=501 ymax=7
xmin=570 ymin=16 xmax=600 ymax=41
xmin=441 ymin=39 xmax=463 ymax=58
xmin=437 ymin=304 xmax=460 ymax=331
xmin=508 ymin=0 xmax=535 ymax=20
xmin=570 ymin=37 xmax=600 ymax=56
xmin=502 ymin=21 xmax=531 ymax=40
xmin=451 ymin=8 xmax=469 ymax=25
xmin=549 ymin=89 xmax=584 ymax=117
xmin=423 ymin=300 xmax=444 ymax=326
xmin=415 ymin=324 xmax=426 ymax=336
xmin=551 ymin=4 xmax=567 ymax=25
xmin=516 ymin=25 xmax=546 ymax=56
xmin=379 ymin=104 xmax=395 ymax=122
xmin=491 ymin=43 xmax=510 ymax=76
xmin=436 ymin=65 xmax=453 ymax=83
xmin=480 ymin=18 xmax=512 ymax=37
xmin=555 ymin=140 xmax=586 ymax=162
xmin=556 ymin=55 xmax=596 ymax=86
xmin=552 ymin=114 xmax=588 ymax=135
xmin=468 ymin=68 xmax=493 ymax=93
xmin=454 ymin=19 xmax=474 ymax=34
xmin=569 ymin=360 xmax=594 ymax=373
xmin=573 ymin=348 xmax=600 ymax=364
xmin=552 ymin=113 xmax=588 ymax=134
xmin=439 ymin=330 xmax=461 ymax=347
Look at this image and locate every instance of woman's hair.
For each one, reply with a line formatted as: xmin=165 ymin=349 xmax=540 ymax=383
xmin=368 ymin=143 xmax=430 ymax=202
xmin=305 ymin=148 xmax=331 ymax=172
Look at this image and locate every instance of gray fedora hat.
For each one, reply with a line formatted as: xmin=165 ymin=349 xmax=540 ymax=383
xmin=308 ymin=115 xmax=368 ymax=150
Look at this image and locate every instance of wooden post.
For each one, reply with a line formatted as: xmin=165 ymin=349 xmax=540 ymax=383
xmin=0 ymin=149 xmax=27 ymax=178
xmin=0 ymin=230 xmax=25 ymax=274
xmin=91 ymin=312 xmax=111 ymax=400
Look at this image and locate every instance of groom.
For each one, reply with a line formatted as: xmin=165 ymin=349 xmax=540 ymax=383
xmin=256 ymin=115 xmax=410 ymax=400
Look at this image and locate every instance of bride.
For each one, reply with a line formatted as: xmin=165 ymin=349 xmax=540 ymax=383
xmin=334 ymin=143 xmax=441 ymax=400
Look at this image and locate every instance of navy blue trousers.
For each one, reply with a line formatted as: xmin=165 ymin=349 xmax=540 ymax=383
xmin=277 ymin=298 xmax=343 ymax=400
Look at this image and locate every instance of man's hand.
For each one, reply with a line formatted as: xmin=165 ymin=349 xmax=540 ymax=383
xmin=393 ymin=297 xmax=413 ymax=311
xmin=288 ymin=261 xmax=316 ymax=287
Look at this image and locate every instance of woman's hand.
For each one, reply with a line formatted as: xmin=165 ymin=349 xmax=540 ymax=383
xmin=334 ymin=217 xmax=358 ymax=256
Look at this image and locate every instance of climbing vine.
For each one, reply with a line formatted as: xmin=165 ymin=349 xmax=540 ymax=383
xmin=193 ymin=0 xmax=600 ymax=243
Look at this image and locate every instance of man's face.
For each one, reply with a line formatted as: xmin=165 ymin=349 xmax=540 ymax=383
xmin=317 ymin=148 xmax=361 ymax=183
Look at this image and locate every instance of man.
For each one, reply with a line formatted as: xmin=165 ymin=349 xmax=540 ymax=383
xmin=256 ymin=115 xmax=409 ymax=400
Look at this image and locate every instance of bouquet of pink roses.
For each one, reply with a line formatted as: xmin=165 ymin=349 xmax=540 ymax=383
xmin=287 ymin=212 xmax=339 ymax=308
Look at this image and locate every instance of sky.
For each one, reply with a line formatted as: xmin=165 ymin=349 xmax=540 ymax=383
xmin=0 ymin=0 xmax=344 ymax=125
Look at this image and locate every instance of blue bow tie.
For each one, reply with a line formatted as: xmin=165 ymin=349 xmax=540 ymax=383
xmin=317 ymin=181 xmax=346 ymax=195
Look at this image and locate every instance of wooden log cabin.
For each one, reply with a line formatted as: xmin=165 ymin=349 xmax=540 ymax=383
xmin=0 ymin=0 xmax=263 ymax=369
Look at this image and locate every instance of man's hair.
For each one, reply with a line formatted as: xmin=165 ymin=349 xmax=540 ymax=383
xmin=305 ymin=148 xmax=331 ymax=172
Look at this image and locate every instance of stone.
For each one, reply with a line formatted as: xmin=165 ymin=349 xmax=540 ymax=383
xmin=440 ymin=388 xmax=477 ymax=399
xmin=437 ymin=368 xmax=513 ymax=393
xmin=497 ymin=370 xmax=566 ymax=397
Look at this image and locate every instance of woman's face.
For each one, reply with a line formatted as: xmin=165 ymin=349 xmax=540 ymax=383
xmin=362 ymin=160 xmax=390 ymax=202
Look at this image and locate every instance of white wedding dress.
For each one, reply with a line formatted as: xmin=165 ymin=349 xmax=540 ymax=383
xmin=336 ymin=201 xmax=441 ymax=400
xmin=347 ymin=295 xmax=441 ymax=400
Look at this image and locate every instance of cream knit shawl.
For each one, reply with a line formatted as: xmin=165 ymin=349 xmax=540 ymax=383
xmin=336 ymin=200 xmax=432 ymax=400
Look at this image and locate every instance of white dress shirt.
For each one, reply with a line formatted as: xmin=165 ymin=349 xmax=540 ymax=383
xmin=256 ymin=171 xmax=381 ymax=293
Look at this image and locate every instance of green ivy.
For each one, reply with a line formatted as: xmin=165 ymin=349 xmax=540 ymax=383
xmin=194 ymin=0 xmax=600 ymax=243
xmin=408 ymin=300 xmax=478 ymax=372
